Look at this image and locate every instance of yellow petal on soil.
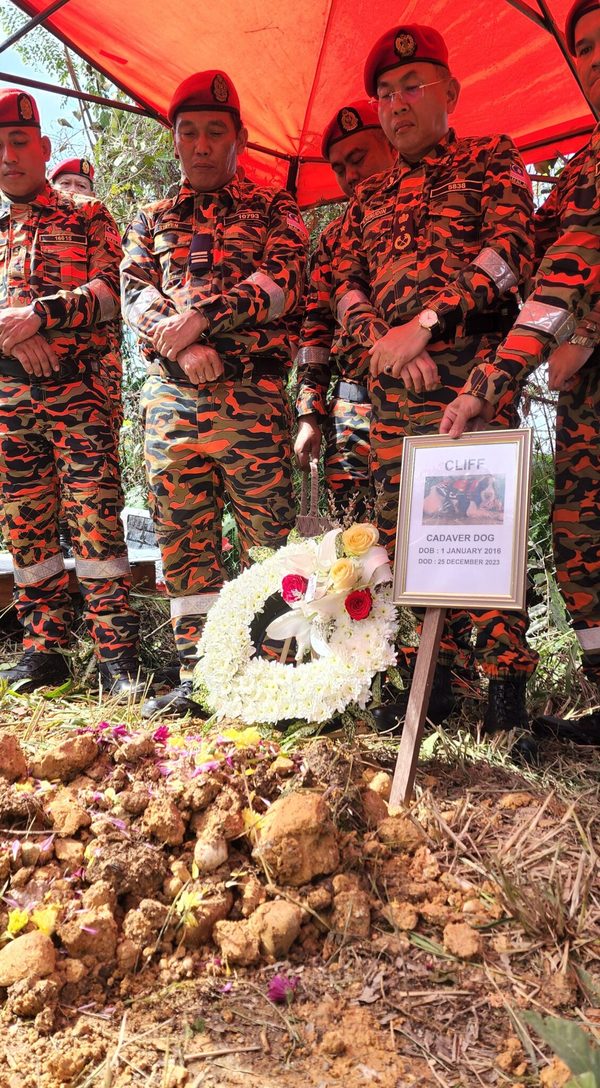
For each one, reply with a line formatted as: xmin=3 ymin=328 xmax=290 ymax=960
xmin=31 ymin=905 xmax=59 ymax=936
xmin=6 ymin=908 xmax=29 ymax=936
xmin=221 ymin=726 xmax=262 ymax=748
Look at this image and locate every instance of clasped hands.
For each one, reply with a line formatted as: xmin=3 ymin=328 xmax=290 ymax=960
xmin=369 ymin=317 xmax=439 ymax=393
xmin=152 ymin=310 xmax=224 ymax=384
xmin=0 ymin=305 xmax=60 ymax=378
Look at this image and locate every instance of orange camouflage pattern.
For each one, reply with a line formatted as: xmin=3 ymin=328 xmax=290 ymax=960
xmin=463 ymin=126 xmax=600 ymax=669
xmin=333 ymin=129 xmax=537 ymax=677
xmin=121 ymin=175 xmax=307 ymax=373
xmin=122 ymin=175 xmax=306 ymax=674
xmin=0 ymin=183 xmax=137 ymax=661
xmin=463 ymin=124 xmax=600 ymax=407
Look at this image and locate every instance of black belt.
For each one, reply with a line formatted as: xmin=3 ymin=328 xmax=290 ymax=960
xmin=0 ymin=355 xmax=86 ymax=384
xmin=155 ymin=356 xmax=284 ymax=384
xmin=463 ymin=310 xmax=518 ymax=337
xmin=331 ymin=379 xmax=370 ymax=404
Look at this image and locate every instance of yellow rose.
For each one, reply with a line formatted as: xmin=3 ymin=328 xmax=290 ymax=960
xmin=342 ymin=523 xmax=379 ymax=556
xmin=330 ymin=557 xmax=358 ymax=592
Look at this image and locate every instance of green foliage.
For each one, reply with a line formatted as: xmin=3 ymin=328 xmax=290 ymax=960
xmin=0 ymin=7 xmax=179 ymax=229
xmin=523 ymin=1011 xmax=600 ymax=1085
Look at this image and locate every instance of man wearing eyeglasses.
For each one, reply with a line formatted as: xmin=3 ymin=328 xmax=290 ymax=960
xmin=441 ymin=0 xmax=600 ymax=733
xmin=333 ymin=24 xmax=538 ymax=734
xmin=294 ymin=100 xmax=396 ymax=515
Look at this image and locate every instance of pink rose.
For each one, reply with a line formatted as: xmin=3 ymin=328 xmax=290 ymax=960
xmin=281 ymin=574 xmax=309 ymax=603
xmin=344 ymin=588 xmax=373 ymax=621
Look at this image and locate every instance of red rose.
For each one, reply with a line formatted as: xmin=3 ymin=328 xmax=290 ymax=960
xmin=344 ymin=588 xmax=373 ymax=620
xmin=281 ymin=574 xmax=309 ymax=603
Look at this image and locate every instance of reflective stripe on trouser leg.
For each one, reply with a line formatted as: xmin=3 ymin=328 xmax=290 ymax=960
xmin=170 ymin=593 xmax=220 ymax=680
xmin=0 ymin=373 xmax=138 ymax=660
xmin=142 ymin=375 xmax=295 ymax=673
xmin=0 ymin=380 xmax=73 ymax=650
xmin=370 ymin=358 xmax=536 ymax=677
xmin=323 ymin=398 xmax=373 ymax=515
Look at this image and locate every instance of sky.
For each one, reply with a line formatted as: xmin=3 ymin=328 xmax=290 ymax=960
xmin=0 ymin=20 xmax=89 ymax=163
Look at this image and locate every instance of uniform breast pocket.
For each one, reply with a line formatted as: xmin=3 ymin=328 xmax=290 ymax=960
xmin=153 ymin=228 xmax=193 ymax=289
xmin=362 ymin=210 xmax=394 ymax=267
xmin=221 ymin=219 xmax=267 ymax=277
xmin=38 ymin=237 xmax=88 ymax=288
xmin=428 ymin=187 xmax=483 ymax=258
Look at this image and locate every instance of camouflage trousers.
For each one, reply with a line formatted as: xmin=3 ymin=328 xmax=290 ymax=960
xmin=554 ymin=355 xmax=600 ymax=678
xmin=99 ymin=348 xmax=124 ymax=441
xmin=370 ymin=360 xmax=537 ymax=679
xmin=323 ymin=396 xmax=372 ymax=517
xmin=0 ymin=369 xmax=138 ymax=661
xmin=141 ymin=373 xmax=295 ymax=678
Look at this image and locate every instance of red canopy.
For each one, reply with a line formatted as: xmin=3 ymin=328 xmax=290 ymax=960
xmin=10 ymin=0 xmax=597 ymax=207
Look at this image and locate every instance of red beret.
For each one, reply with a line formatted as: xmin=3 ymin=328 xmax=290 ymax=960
xmin=565 ymin=0 xmax=600 ymax=53
xmin=0 ymin=88 xmax=40 ymax=128
xmin=364 ymin=25 xmax=449 ymax=97
xmin=168 ymin=71 xmax=240 ymax=125
xmin=50 ymin=157 xmax=95 ymax=183
xmin=321 ymin=99 xmax=381 ymax=159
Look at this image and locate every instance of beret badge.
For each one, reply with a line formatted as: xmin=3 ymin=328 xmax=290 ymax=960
xmin=17 ymin=93 xmax=33 ymax=121
xmin=394 ymin=32 xmax=417 ymax=58
xmin=81 ymin=159 xmax=90 ymax=175
xmin=211 ymin=74 xmax=230 ymax=103
xmin=339 ymin=107 xmax=360 ymax=133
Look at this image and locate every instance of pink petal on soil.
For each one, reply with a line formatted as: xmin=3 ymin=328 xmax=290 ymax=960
xmin=267 ymin=974 xmax=299 ymax=1004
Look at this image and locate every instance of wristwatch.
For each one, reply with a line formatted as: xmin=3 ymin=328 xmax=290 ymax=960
xmin=569 ymin=334 xmax=597 ymax=349
xmin=417 ymin=308 xmax=444 ymax=338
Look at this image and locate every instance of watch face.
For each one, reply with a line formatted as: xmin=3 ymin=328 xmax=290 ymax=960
xmin=420 ymin=309 xmax=438 ymax=329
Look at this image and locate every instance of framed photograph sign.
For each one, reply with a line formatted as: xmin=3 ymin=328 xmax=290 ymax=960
xmin=393 ymin=429 xmax=532 ymax=611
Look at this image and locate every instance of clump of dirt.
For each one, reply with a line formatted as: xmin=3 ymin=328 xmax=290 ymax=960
xmin=0 ymin=726 xmax=597 ymax=1087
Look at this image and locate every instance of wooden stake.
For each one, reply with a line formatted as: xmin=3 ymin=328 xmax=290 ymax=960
xmin=389 ymin=606 xmax=446 ymax=808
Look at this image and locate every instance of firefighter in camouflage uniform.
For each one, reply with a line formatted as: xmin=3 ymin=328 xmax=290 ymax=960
xmin=441 ymin=0 xmax=600 ymax=731
xmin=0 ymin=89 xmax=141 ymax=695
xmin=294 ymin=99 xmax=395 ymax=516
xmin=50 ymin=156 xmax=124 ymax=559
xmin=333 ymin=24 xmax=539 ymax=731
xmin=50 ymin=157 xmax=124 ymax=441
xmin=121 ymin=70 xmax=307 ymax=718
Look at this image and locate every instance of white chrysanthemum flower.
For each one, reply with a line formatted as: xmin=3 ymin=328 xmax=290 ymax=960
xmin=195 ymin=537 xmax=398 ymax=724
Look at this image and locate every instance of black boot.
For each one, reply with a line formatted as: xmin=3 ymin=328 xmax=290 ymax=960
xmin=372 ymin=663 xmax=456 ymax=734
xmin=141 ymin=680 xmax=205 ymax=719
xmin=98 ymin=659 xmax=148 ymax=701
xmin=2 ymin=649 xmax=70 ymax=693
xmin=531 ymin=712 xmax=600 ymax=745
xmin=482 ymin=676 xmax=529 ymax=734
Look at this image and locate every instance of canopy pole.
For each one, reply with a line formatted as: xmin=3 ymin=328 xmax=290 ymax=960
xmin=286 ymin=156 xmax=300 ymax=197
xmin=502 ymin=0 xmax=546 ymax=30
xmin=536 ymin=0 xmax=599 ymax=122
xmin=0 ymin=69 xmax=153 ymax=116
xmin=0 ymin=0 xmax=71 ymax=54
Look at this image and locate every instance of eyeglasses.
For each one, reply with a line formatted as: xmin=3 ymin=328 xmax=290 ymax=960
xmin=371 ymin=80 xmax=446 ymax=107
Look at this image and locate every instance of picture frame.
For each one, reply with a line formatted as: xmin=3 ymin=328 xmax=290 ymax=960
xmin=392 ymin=428 xmax=533 ymax=611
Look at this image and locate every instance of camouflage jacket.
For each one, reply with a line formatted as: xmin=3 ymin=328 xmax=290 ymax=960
xmin=332 ymin=129 xmax=533 ymax=352
xmin=463 ymin=124 xmax=600 ymax=406
xmin=296 ymin=214 xmax=371 ymax=418
xmin=121 ymin=175 xmax=308 ymax=372
xmin=0 ymin=182 xmax=122 ymax=362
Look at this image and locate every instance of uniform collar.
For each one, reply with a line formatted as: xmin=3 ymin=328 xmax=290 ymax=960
xmin=177 ymin=172 xmax=243 ymax=209
xmin=397 ymin=127 xmax=458 ymax=171
xmin=0 ymin=179 xmax=58 ymax=218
